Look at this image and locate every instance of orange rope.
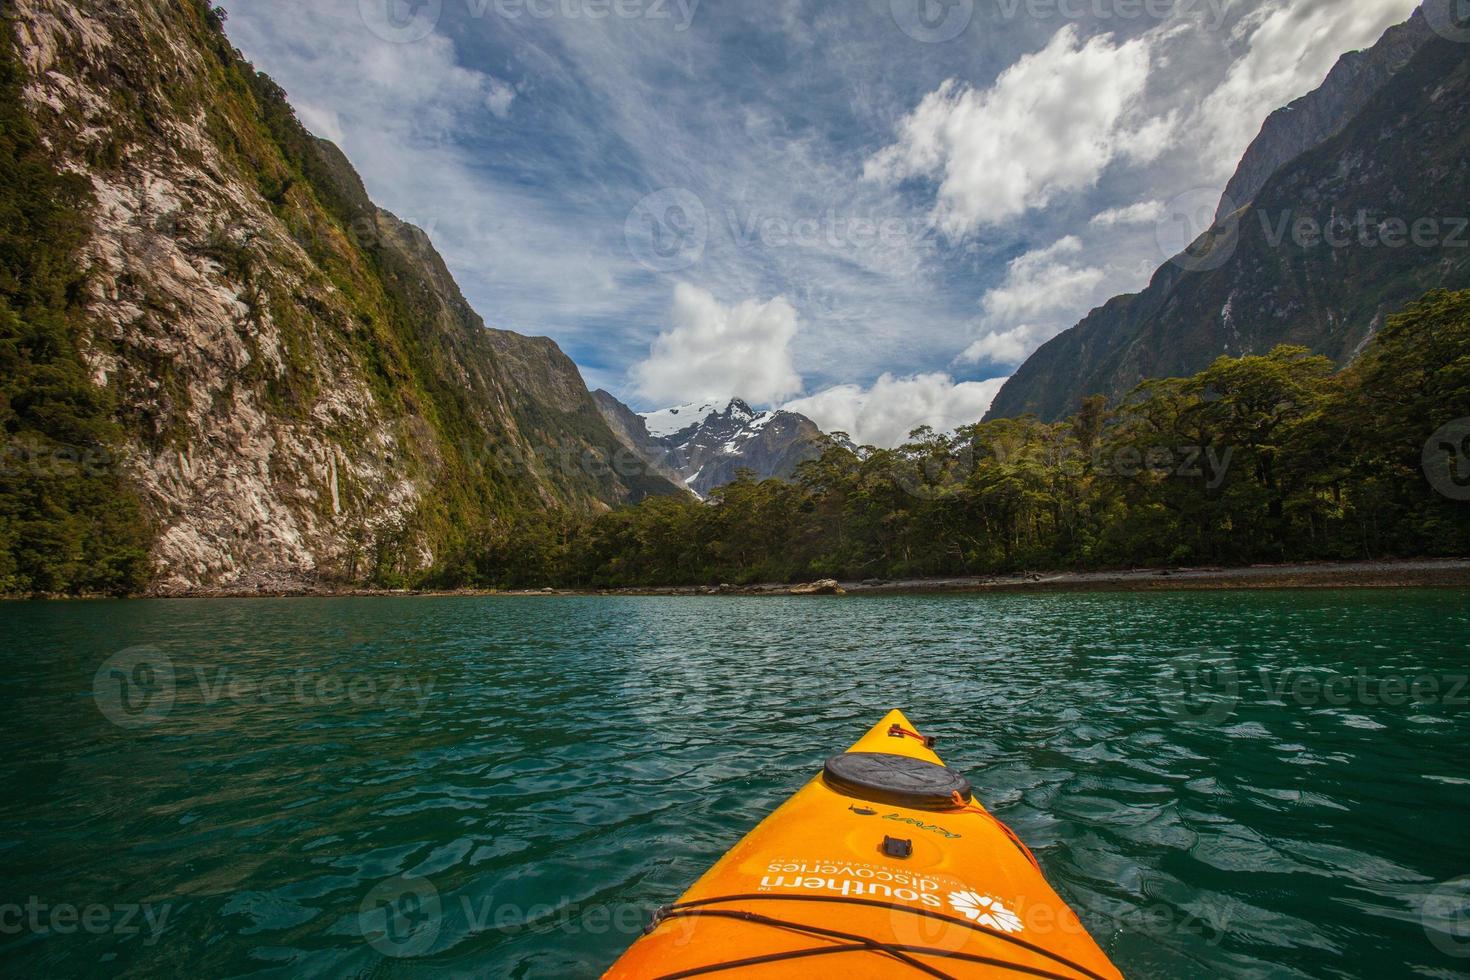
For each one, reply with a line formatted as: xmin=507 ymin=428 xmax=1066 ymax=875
xmin=887 ymin=723 xmax=935 ymax=747
xmin=948 ymin=791 xmax=1042 ymax=871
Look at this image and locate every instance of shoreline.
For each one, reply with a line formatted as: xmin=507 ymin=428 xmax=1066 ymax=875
xmin=11 ymin=557 xmax=1460 ymax=600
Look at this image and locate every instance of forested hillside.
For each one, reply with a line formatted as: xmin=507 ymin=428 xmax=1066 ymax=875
xmin=477 ymin=290 xmax=1470 ymax=588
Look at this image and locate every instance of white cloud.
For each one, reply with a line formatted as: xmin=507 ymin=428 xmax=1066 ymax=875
xmin=632 ymin=284 xmax=803 ymax=406
xmin=295 ymin=101 xmax=345 ymax=144
xmin=864 ymin=26 xmax=1170 ymax=235
xmin=785 ymin=373 xmax=1006 ymax=449
xmin=1091 ymin=200 xmax=1165 ymax=228
xmin=959 ymin=326 xmax=1037 ymax=368
xmin=485 ymin=78 xmax=517 ymax=119
xmin=1195 ymin=0 xmax=1419 ymax=178
xmin=979 ymin=237 xmax=1106 ymax=324
xmin=956 ymin=237 xmax=1117 ymax=367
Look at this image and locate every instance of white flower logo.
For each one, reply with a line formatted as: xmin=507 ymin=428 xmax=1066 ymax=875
xmin=947 ymin=891 xmax=1023 ymax=933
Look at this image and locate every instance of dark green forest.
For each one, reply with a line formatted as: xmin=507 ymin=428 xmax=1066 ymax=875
xmin=464 ymin=288 xmax=1470 ymax=590
xmin=0 ymin=33 xmax=152 ymax=595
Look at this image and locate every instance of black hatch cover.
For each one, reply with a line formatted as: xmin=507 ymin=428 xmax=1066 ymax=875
xmin=824 ymin=752 xmax=972 ymax=808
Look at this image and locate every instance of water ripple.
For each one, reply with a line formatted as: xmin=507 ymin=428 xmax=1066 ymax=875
xmin=1 ymin=590 xmax=1467 ymax=977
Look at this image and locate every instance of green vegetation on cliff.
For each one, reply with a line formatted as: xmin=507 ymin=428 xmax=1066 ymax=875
xmin=2 ymin=2 xmax=1464 ymax=595
xmin=0 ymin=32 xmax=151 ymax=595
xmin=2 ymin=1 xmax=679 ymax=594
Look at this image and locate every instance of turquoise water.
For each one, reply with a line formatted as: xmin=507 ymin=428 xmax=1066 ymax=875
xmin=2 ymin=591 xmax=1468 ymax=978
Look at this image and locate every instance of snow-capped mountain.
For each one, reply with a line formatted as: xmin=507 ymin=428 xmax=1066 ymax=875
xmin=593 ymin=395 xmax=841 ymax=498
xmin=642 ymin=401 xmax=730 ymax=439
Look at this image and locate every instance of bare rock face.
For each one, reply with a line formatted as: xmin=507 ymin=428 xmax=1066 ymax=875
xmin=9 ymin=0 xmax=679 ymax=592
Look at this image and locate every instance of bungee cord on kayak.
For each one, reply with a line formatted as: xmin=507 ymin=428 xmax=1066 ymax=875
xmin=647 ymin=893 xmax=1115 ymax=980
xmin=607 ymin=710 xmax=1124 ymax=979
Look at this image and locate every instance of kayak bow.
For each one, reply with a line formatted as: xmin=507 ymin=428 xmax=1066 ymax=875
xmin=606 ymin=709 xmax=1122 ymax=979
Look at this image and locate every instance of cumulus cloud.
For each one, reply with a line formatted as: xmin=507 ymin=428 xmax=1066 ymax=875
xmin=1091 ymin=200 xmax=1165 ymax=228
xmin=959 ymin=326 xmax=1037 ymax=368
xmin=784 ymin=374 xmax=1007 ymax=449
xmin=1195 ymin=0 xmax=1419 ymax=178
xmin=864 ymin=26 xmax=1171 ymax=236
xmin=980 ymin=237 xmax=1106 ymax=324
xmin=957 ymin=237 xmax=1116 ymax=367
xmin=632 ymin=284 xmax=803 ymax=406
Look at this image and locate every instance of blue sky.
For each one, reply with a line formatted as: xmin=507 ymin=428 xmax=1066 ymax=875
xmin=218 ymin=0 xmax=1418 ymax=445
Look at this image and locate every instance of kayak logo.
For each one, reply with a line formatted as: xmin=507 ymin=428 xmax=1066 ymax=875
xmin=947 ymin=891 xmax=1023 ymax=934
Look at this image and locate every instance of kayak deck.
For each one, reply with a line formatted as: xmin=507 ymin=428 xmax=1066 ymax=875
xmin=605 ymin=710 xmax=1122 ymax=979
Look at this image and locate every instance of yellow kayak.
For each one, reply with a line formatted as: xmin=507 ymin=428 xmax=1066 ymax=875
xmin=606 ymin=709 xmax=1123 ymax=979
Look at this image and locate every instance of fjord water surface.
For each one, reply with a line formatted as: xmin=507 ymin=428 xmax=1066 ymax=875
xmin=2 ymin=591 xmax=1467 ymax=978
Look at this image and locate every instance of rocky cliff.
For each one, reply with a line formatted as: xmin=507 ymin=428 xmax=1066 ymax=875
xmin=2 ymin=0 xmax=679 ymax=594
xmin=1214 ymin=3 xmax=1437 ymax=222
xmin=986 ymin=21 xmax=1470 ymax=423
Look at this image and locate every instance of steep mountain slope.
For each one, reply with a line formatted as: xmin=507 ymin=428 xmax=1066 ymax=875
xmin=594 ymin=395 xmax=834 ymax=497
xmin=1214 ymin=3 xmax=1436 ymax=221
xmin=3 ymin=0 xmax=678 ymax=593
xmin=589 ymin=390 xmax=688 ymax=489
xmin=987 ymin=28 xmax=1470 ymax=422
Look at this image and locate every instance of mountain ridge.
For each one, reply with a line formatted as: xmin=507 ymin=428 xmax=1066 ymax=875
xmin=1214 ymin=3 xmax=1438 ymax=222
xmin=986 ymin=11 xmax=1470 ymax=422
xmin=593 ymin=394 xmax=837 ymax=497
xmin=2 ymin=0 xmax=680 ymax=593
